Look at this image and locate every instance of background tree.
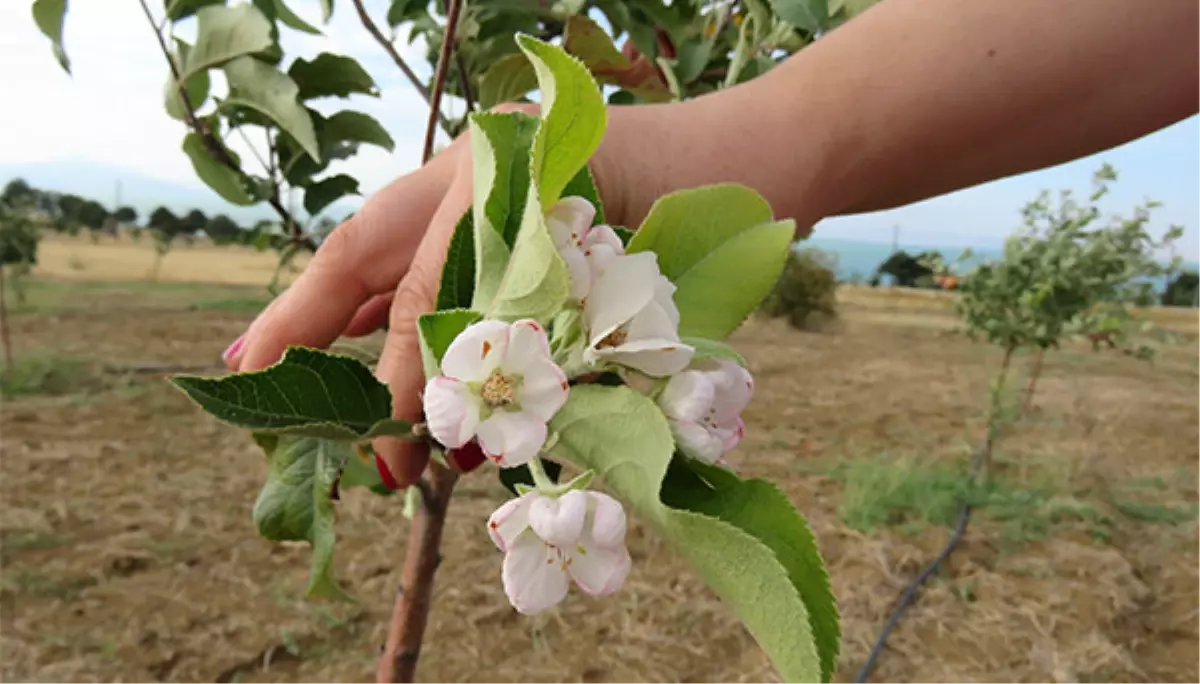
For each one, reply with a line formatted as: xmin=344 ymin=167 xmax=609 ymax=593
xmin=1162 ymin=270 xmax=1199 ymax=307
xmin=113 ymin=206 xmax=138 ymax=224
xmin=204 ymin=213 xmax=242 ymax=244
xmin=760 ymin=246 xmax=840 ymax=330
xmin=180 ymin=209 xmax=208 ymax=237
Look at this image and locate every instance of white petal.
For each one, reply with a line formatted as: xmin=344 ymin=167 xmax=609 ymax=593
xmin=568 ymin=542 xmax=631 ymax=597
xmin=658 ymin=371 xmax=715 ymax=422
xmin=625 ymin=288 xmax=682 ymax=343
xmin=502 ymin=319 xmax=553 ymax=376
xmin=440 ymin=319 xmax=510 ymax=382
xmin=422 ymin=377 xmax=481 ymax=449
xmin=581 ymin=225 xmax=625 ymax=275
xmin=488 ymin=492 xmax=535 ymax=552
xmin=476 ymin=410 xmax=547 ymax=467
xmin=515 ymin=358 xmax=569 ymax=421
xmin=651 ymin=273 xmax=682 ymax=329
xmin=708 ymin=360 xmax=754 ymax=424
xmin=546 ymin=196 xmax=595 ymax=249
xmin=584 ymin=252 xmax=659 ymax=347
xmin=597 ymin=338 xmax=694 ymax=377
xmin=672 ymin=419 xmax=724 ymax=463
xmin=586 ymin=492 xmax=627 ymax=549
xmin=561 ymin=246 xmax=591 ymax=301
xmin=502 ymin=534 xmax=570 ymax=615
xmin=529 ymin=490 xmax=587 ymax=547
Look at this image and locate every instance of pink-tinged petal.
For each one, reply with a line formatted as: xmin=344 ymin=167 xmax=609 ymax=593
xmin=529 ymin=490 xmax=588 ymax=547
xmin=581 ymin=225 xmax=625 ymax=274
xmin=560 ymin=246 xmax=591 ymax=301
xmin=502 ymin=319 xmax=553 ymax=375
xmin=708 ymin=360 xmax=754 ymax=424
xmin=440 ymin=319 xmax=510 ymax=382
xmin=586 ymin=492 xmax=627 ymax=549
xmin=487 ymin=492 xmax=535 ymax=552
xmin=671 ymin=418 xmax=724 ymax=463
xmin=501 ymin=535 xmax=570 ymax=615
xmin=476 ymin=410 xmax=547 ymax=467
xmin=546 ymin=196 xmax=595 ymax=249
xmin=515 ymin=357 xmax=569 ymax=421
xmin=568 ymin=542 xmax=631 ymax=597
xmin=718 ymin=418 xmax=746 ymax=453
xmin=658 ymin=370 xmax=715 ymax=423
xmin=597 ymin=338 xmax=695 ymax=377
xmin=584 ymin=252 xmax=659 ymax=347
xmin=423 ymin=377 xmax=481 ymax=449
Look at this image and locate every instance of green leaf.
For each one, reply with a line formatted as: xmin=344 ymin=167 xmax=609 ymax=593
xmin=469 ymin=112 xmax=540 ymax=247
xmin=515 ymin=34 xmax=607 ymax=211
xmin=32 ymin=0 xmax=70 ymax=75
xmin=498 ymin=457 xmax=562 ymax=496
xmin=436 ymin=212 xmax=476 ymax=311
xmin=673 ymin=220 xmax=796 ymax=338
xmin=303 ymin=174 xmax=359 ymax=216
xmin=627 ymin=184 xmax=773 ymax=279
xmin=181 ymin=133 xmax=256 ymax=206
xmin=288 ymin=53 xmax=379 ymax=100
xmin=324 ymin=110 xmax=395 ymax=152
xmin=561 ymin=165 xmax=606 ymax=226
xmin=223 ymin=56 xmax=320 ymax=162
xmin=252 ymin=436 xmax=352 ymax=601
xmin=170 ymin=346 xmax=413 ymax=440
xmin=337 ymin=444 xmax=392 ymax=494
xmin=612 ymin=226 xmax=634 ymax=246
xmin=184 ymin=4 xmax=274 ymax=81
xmin=682 ymin=337 xmax=746 ymax=366
xmin=417 ymin=309 xmax=483 ymax=376
xmin=485 ymin=182 xmax=571 ymax=322
xmin=478 ymin=53 xmax=539 ymax=109
xmin=663 ymin=458 xmax=839 ymax=682
xmin=562 ymin=15 xmax=672 ymax=102
xmin=165 ymin=0 xmax=225 ymax=21
xmin=547 ymin=385 xmax=824 ymax=682
xmin=466 ymin=111 xmax=539 ymax=311
xmin=273 ymin=0 xmax=322 ymax=34
xmin=164 ymin=40 xmax=211 ymax=121
xmin=769 ymin=0 xmax=829 ymax=32
xmin=318 ymin=0 xmax=334 ymax=22
xmin=627 ymin=184 xmax=792 ymax=338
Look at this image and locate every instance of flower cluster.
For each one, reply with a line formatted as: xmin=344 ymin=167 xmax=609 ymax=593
xmin=422 ymin=196 xmax=755 ymax=614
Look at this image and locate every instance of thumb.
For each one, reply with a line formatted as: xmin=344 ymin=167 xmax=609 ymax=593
xmin=372 ymin=157 xmax=474 ymax=489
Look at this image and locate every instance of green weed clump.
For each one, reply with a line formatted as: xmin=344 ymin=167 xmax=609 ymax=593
xmin=760 ymin=247 xmax=839 ymax=330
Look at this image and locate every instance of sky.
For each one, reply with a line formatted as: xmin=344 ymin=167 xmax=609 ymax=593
xmin=1 ymin=0 xmax=1197 ymax=257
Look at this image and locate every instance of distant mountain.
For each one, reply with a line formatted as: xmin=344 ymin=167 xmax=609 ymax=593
xmin=0 ymin=160 xmax=362 ymax=226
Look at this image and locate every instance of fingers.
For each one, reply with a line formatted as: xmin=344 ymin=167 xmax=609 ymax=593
xmin=343 ymin=292 xmax=394 ymax=338
xmin=373 ymin=153 xmax=475 ymax=489
xmin=225 ymin=140 xmax=467 ymax=373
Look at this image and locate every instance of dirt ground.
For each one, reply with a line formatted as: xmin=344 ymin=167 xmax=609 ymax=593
xmin=1 ymin=257 xmax=1197 ymax=682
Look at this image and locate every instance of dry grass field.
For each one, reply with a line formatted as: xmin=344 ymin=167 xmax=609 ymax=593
xmin=2 ymin=237 xmax=1197 ymax=682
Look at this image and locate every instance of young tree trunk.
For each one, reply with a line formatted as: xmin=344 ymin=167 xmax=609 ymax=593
xmin=377 ymin=462 xmax=459 ymax=683
xmin=0 ymin=265 xmax=11 ymax=378
xmin=1021 ymin=348 xmax=1045 ymax=414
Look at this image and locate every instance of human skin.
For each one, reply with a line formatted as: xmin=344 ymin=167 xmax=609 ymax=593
xmin=225 ymin=0 xmax=1199 ymax=486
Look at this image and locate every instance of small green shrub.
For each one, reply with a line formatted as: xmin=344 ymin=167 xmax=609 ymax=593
xmin=760 ymin=246 xmax=839 ymax=330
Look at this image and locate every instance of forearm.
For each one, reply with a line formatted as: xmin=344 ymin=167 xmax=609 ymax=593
xmin=605 ymin=0 xmax=1198 ymax=231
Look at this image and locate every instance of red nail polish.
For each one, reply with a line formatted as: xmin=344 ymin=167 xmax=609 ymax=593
xmin=222 ymin=334 xmax=246 ymax=363
xmin=375 ymin=454 xmax=400 ymax=491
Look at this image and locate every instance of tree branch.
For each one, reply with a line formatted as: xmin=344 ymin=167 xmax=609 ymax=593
xmin=376 ymin=461 xmax=458 ymax=683
xmin=136 ymin=0 xmax=314 ymax=251
xmin=423 ymin=0 xmax=464 ymax=164
xmin=350 ymin=0 xmax=454 ymax=136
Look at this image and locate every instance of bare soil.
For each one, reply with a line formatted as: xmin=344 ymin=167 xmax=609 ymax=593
xmin=1 ymin=269 xmax=1197 ymax=683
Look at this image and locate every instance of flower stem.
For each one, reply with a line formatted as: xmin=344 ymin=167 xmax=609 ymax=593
xmin=527 ymin=456 xmax=556 ymax=492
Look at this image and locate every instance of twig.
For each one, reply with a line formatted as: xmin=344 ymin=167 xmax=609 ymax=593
xmin=349 ymin=0 xmax=454 ymax=136
xmin=853 ymin=346 xmax=1015 ymax=683
xmin=136 ymin=0 xmax=313 ymax=251
xmin=1022 ymin=348 xmax=1045 ymax=414
xmin=377 ymin=461 xmax=458 ymax=683
xmin=422 ymin=0 xmax=464 ymax=164
xmin=455 ymin=50 xmax=475 ymax=113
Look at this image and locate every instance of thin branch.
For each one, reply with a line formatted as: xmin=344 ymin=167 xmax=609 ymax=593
xmin=423 ymin=0 xmax=464 ymax=164
xmin=455 ymin=50 xmax=475 ymax=113
xmin=377 ymin=461 xmax=458 ymax=683
xmin=0 ymin=265 xmax=12 ymax=378
xmin=137 ymin=0 xmax=314 ymax=251
xmin=350 ymin=0 xmax=454 ymax=136
xmin=853 ymin=346 xmax=1016 ymax=683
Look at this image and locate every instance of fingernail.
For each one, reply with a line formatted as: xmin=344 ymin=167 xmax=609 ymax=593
xmin=222 ymin=334 xmax=246 ymax=364
xmin=375 ymin=453 xmax=399 ymax=491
